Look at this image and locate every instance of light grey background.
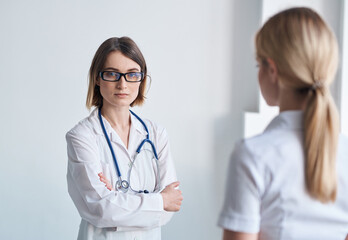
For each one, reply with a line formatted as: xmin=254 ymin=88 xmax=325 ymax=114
xmin=1 ymin=0 xmax=347 ymax=239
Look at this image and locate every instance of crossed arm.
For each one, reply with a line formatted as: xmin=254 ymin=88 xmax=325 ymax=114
xmin=98 ymin=172 xmax=183 ymax=212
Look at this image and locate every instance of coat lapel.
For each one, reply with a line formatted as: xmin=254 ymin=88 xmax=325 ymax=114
xmin=128 ymin=113 xmax=148 ymax=159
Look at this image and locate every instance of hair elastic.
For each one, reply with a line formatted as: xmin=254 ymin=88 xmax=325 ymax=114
xmin=311 ymin=80 xmax=323 ymax=91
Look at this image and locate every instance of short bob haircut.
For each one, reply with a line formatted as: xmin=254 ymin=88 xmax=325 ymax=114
xmin=86 ymin=37 xmax=148 ymax=110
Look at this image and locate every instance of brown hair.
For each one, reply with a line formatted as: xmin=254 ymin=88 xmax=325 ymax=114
xmin=255 ymin=7 xmax=339 ymax=203
xmin=86 ymin=37 xmax=148 ymax=109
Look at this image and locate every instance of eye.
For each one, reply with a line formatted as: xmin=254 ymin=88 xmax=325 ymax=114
xmin=127 ymin=73 xmax=137 ymax=77
xmin=126 ymin=72 xmax=142 ymax=81
xmin=108 ymin=72 xmax=118 ymax=77
xmin=103 ymin=71 xmax=120 ymax=80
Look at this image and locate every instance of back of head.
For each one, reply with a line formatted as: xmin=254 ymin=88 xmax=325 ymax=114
xmin=255 ymin=7 xmax=339 ymax=203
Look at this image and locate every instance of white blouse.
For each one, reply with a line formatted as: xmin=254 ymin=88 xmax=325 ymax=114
xmin=218 ymin=111 xmax=348 ymax=240
xmin=66 ymin=108 xmax=177 ymax=240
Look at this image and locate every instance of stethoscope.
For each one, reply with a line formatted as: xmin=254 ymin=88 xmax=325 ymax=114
xmin=98 ymin=108 xmax=161 ymax=194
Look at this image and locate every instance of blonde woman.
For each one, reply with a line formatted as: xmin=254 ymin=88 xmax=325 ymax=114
xmin=218 ymin=7 xmax=348 ymax=240
xmin=66 ymin=37 xmax=182 ymax=240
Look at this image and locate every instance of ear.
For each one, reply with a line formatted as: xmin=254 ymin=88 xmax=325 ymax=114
xmin=96 ymin=77 xmax=100 ymax=86
xmin=266 ymin=58 xmax=278 ymax=84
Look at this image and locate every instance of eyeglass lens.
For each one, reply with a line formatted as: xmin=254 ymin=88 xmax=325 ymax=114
xmin=101 ymin=71 xmax=143 ymax=82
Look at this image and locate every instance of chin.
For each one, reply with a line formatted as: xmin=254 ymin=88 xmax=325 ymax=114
xmin=108 ymin=101 xmax=132 ymax=108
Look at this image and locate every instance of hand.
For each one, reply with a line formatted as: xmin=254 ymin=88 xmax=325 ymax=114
xmin=98 ymin=172 xmax=114 ymax=191
xmin=223 ymin=230 xmax=258 ymax=240
xmin=160 ymin=181 xmax=183 ymax=212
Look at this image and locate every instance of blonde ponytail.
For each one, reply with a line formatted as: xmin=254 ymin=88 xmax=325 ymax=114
xmin=304 ymin=86 xmax=339 ymax=202
xmin=255 ymin=7 xmax=340 ymax=203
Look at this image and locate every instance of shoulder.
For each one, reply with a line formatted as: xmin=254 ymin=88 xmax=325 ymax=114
xmin=137 ymin=117 xmax=170 ymax=150
xmin=231 ymin=138 xmax=262 ymax=172
xmin=140 ymin=117 xmax=168 ymax=139
xmin=233 ymin=127 xmax=303 ymax=167
xmin=66 ymin=113 xmax=98 ymax=142
xmin=236 ymin=131 xmax=278 ymax=160
xmin=142 ymin=118 xmax=166 ymax=134
xmin=228 ymin=131 xmax=302 ymax=197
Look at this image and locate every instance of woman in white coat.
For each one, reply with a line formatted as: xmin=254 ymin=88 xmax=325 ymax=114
xmin=66 ymin=37 xmax=183 ymax=240
xmin=218 ymin=7 xmax=348 ymax=240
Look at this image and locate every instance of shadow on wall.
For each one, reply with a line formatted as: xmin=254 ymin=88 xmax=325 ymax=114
xmin=213 ymin=0 xmax=262 ymax=215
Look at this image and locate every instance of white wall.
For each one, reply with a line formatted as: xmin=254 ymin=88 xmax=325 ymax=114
xmin=1 ymin=1 xmax=347 ymax=240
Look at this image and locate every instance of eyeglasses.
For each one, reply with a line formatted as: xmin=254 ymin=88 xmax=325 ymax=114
xmin=99 ymin=71 xmax=144 ymax=82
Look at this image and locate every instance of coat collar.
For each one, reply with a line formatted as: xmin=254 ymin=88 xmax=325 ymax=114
xmin=89 ymin=108 xmax=148 ymax=139
xmin=264 ymin=110 xmax=303 ymax=133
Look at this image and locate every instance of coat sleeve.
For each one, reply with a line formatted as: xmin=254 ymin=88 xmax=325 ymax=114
xmin=217 ymin=140 xmax=265 ymax=233
xmin=154 ymin=126 xmax=177 ymax=226
xmin=66 ymin=127 xmax=164 ymax=229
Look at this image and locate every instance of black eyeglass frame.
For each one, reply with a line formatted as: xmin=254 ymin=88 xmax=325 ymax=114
xmin=99 ymin=71 xmax=144 ymax=82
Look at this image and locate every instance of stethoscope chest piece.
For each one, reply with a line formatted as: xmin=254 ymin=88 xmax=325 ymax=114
xmin=116 ymin=179 xmax=129 ymax=193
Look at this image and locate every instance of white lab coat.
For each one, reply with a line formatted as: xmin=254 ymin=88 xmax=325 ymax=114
xmin=218 ymin=111 xmax=348 ymax=240
xmin=66 ymin=108 xmax=177 ymax=240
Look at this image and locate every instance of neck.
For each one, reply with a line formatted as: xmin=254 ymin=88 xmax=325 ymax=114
xmin=100 ymin=103 xmax=130 ymax=129
xmin=278 ymin=87 xmax=308 ymax=112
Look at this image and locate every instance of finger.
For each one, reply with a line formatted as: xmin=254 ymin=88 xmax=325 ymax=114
xmin=102 ymin=176 xmax=110 ymax=183
xmin=168 ymin=181 xmax=180 ymax=188
xmin=98 ymin=172 xmax=103 ymax=176
xmin=99 ymin=176 xmax=106 ymax=182
xmin=100 ymin=179 xmax=108 ymax=185
xmin=99 ymin=176 xmax=109 ymax=183
xmin=99 ymin=175 xmax=106 ymax=180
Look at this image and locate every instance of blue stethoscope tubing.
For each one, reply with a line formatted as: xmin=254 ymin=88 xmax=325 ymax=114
xmin=98 ymin=108 xmax=160 ymax=193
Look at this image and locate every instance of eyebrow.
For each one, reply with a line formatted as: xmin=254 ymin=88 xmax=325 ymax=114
xmin=103 ymin=67 xmax=141 ymax=72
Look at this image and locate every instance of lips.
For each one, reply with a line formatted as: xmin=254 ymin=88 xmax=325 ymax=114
xmin=114 ymin=93 xmax=129 ymax=97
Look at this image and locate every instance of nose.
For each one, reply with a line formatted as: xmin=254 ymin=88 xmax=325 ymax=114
xmin=116 ymin=76 xmax=127 ymax=89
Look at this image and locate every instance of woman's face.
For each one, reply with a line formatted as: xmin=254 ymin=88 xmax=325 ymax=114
xmin=257 ymin=59 xmax=279 ymax=106
xmin=98 ymin=51 xmax=141 ymax=109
